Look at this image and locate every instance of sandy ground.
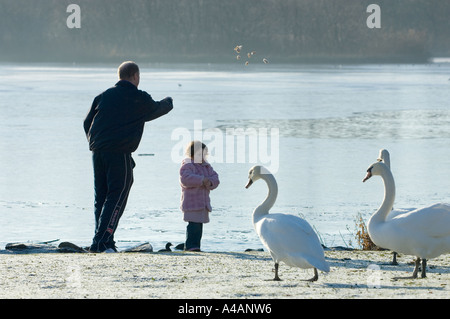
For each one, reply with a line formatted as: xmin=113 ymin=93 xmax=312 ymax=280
xmin=0 ymin=249 xmax=448 ymax=299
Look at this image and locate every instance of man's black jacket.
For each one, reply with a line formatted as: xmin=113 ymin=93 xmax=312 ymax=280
xmin=83 ymin=80 xmax=173 ymax=153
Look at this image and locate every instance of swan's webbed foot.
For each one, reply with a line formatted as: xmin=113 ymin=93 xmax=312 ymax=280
xmin=273 ymin=276 xmax=282 ymax=281
xmin=301 ymin=268 xmax=319 ymax=282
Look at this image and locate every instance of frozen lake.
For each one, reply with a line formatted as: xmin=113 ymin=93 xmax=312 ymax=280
xmin=1 ymin=62 xmax=450 ymax=251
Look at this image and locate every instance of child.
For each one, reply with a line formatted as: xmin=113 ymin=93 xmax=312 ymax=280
xmin=179 ymin=141 xmax=220 ymax=251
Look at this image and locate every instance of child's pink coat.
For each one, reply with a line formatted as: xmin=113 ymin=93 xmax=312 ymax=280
xmin=179 ymin=158 xmax=220 ymax=221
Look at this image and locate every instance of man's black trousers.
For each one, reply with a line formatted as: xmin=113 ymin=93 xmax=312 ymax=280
xmin=90 ymin=152 xmax=135 ymax=252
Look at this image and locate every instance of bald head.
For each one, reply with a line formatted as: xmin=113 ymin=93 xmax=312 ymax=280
xmin=118 ymin=61 xmax=140 ymax=87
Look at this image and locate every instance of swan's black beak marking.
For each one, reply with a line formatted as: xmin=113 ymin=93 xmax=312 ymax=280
xmin=245 ymin=179 xmax=253 ymax=189
xmin=363 ymin=166 xmax=373 ymax=183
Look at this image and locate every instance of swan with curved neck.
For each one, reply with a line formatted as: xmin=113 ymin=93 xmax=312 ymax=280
xmin=245 ymin=166 xmax=278 ymax=225
xmin=377 ymin=149 xmax=416 ymax=264
xmin=363 ymin=161 xmax=450 ymax=278
xmin=245 ymin=166 xmax=330 ymax=282
xmin=377 ymin=149 xmax=416 ymax=220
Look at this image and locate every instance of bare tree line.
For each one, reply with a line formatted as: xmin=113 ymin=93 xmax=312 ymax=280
xmin=0 ymin=0 xmax=448 ymax=62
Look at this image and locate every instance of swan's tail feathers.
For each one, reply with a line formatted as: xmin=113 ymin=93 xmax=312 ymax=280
xmin=290 ymin=253 xmax=330 ymax=273
xmin=307 ymin=255 xmax=330 ymax=273
xmin=317 ymin=261 xmax=330 ymax=273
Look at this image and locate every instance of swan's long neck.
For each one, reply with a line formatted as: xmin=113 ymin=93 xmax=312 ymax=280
xmin=253 ymin=173 xmax=278 ymax=222
xmin=372 ymin=165 xmax=396 ymax=224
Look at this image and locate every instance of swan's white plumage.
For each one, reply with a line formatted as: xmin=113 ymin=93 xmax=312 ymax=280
xmin=255 ymin=214 xmax=330 ymax=272
xmin=246 ymin=165 xmax=330 ymax=279
xmin=364 ymin=161 xmax=450 ymax=262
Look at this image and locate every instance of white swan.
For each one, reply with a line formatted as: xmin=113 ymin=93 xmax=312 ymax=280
xmin=363 ymin=161 xmax=450 ymax=278
xmin=377 ymin=149 xmax=416 ymax=264
xmin=378 ymin=149 xmax=417 ymax=220
xmin=245 ymin=166 xmax=330 ymax=281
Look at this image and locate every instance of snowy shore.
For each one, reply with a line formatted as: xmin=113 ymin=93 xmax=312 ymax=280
xmin=0 ymin=249 xmax=448 ymax=299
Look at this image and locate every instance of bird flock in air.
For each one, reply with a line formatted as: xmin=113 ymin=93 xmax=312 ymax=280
xmin=234 ymin=45 xmax=269 ymax=66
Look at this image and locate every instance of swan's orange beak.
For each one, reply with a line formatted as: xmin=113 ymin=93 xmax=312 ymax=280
xmin=245 ymin=179 xmax=253 ymax=189
xmin=363 ymin=171 xmax=372 ymax=182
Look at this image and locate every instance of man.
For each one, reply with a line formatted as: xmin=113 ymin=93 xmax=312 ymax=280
xmin=83 ymin=61 xmax=173 ymax=252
